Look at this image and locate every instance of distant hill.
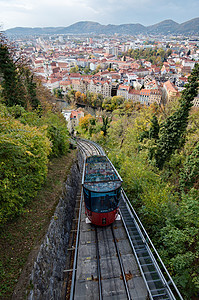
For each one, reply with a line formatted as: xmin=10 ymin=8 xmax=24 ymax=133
xmin=177 ymin=18 xmax=199 ymax=34
xmin=147 ymin=20 xmax=179 ymax=34
xmin=5 ymin=27 xmax=65 ymax=35
xmin=56 ymin=21 xmax=147 ymax=35
xmin=5 ymin=18 xmax=199 ymax=36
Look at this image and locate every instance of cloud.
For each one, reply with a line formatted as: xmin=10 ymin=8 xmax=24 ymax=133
xmin=0 ymin=1 xmax=33 ymax=11
xmin=0 ymin=0 xmax=198 ymax=29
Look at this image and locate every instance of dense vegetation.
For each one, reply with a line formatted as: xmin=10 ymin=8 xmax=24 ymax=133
xmin=126 ymin=47 xmax=172 ymax=66
xmin=1 ymin=31 xmax=198 ymax=299
xmin=77 ymin=64 xmax=199 ymax=299
xmin=66 ymin=89 xmax=103 ymax=108
xmin=0 ymin=35 xmax=70 ymax=225
xmin=69 ymin=63 xmax=102 ymax=75
xmin=66 ymin=88 xmax=127 ymax=111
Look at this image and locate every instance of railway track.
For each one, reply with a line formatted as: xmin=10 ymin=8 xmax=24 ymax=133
xmin=76 ymin=138 xmax=104 ymax=157
xmin=67 ymin=138 xmax=183 ymax=300
xmin=94 ymin=224 xmax=134 ymax=300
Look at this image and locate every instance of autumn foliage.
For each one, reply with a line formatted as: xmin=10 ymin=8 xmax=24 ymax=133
xmin=79 ymin=64 xmax=199 ymax=298
xmin=0 ymin=36 xmax=70 ymax=225
xmin=0 ymin=113 xmax=51 ymax=223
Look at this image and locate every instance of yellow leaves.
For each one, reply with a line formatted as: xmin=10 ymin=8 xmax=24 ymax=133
xmin=0 ymin=92 xmax=70 ymax=224
xmin=0 ymin=113 xmax=51 ymax=161
xmin=25 ymin=150 xmax=34 ymax=156
xmin=79 ymin=114 xmax=93 ymax=129
xmin=96 ymin=64 xmax=101 ymax=72
xmin=119 ymin=154 xmax=175 ymax=223
xmin=75 ymin=91 xmax=81 ymax=101
xmin=134 ymin=109 xmax=152 ymax=133
xmin=81 ymin=93 xmax=86 ymax=103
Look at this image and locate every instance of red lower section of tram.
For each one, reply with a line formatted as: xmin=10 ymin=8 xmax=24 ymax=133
xmin=85 ymin=207 xmax=119 ymax=226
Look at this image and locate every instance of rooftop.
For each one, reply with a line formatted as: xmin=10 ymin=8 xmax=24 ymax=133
xmin=84 ymin=156 xmax=121 ymax=192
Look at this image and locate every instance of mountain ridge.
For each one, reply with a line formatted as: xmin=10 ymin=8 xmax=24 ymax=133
xmin=5 ymin=18 xmax=199 ymax=36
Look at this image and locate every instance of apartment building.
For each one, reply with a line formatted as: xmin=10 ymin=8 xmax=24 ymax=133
xmin=117 ymin=85 xmax=130 ymax=98
xmin=163 ymin=80 xmax=179 ymax=103
xmin=117 ymin=87 xmax=162 ymax=105
xmin=67 ymin=110 xmax=84 ymax=134
xmin=70 ymin=78 xmax=112 ymax=98
xmin=193 ymin=94 xmax=199 ymax=107
xmin=88 ymin=80 xmax=112 ymax=98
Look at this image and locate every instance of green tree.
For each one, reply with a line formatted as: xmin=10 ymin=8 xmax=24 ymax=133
xmin=149 ymin=115 xmax=160 ymax=140
xmin=166 ymin=49 xmax=172 ymax=57
xmin=84 ymin=66 xmax=90 ymax=74
xmin=154 ymin=64 xmax=199 ymax=169
xmin=101 ymin=115 xmax=110 ymax=136
xmin=160 ymin=189 xmax=199 ymax=298
xmin=102 ymin=96 xmax=124 ymax=111
xmin=23 ymin=68 xmax=41 ymax=109
xmin=102 ymin=97 xmax=112 ymax=111
xmin=180 ymin=141 xmax=199 ymax=192
xmin=0 ymin=115 xmax=51 ymax=224
xmin=57 ymin=89 xmax=64 ymax=99
xmin=157 ymin=48 xmax=165 ymax=59
xmin=0 ymin=35 xmax=26 ymax=107
xmin=70 ymin=65 xmax=79 ymax=73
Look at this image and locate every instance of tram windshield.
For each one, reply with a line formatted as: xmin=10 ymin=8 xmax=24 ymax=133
xmin=84 ymin=188 xmax=121 ymax=213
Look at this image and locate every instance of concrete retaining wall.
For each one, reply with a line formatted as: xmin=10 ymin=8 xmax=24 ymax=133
xmin=28 ymin=152 xmax=83 ymax=299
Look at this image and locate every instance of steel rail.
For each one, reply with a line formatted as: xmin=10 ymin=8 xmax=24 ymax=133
xmin=76 ymin=141 xmax=92 ymax=157
xmin=77 ymin=139 xmax=100 ymax=157
xmin=119 ymin=206 xmax=156 ymax=300
xmin=111 ymin=224 xmax=132 ymax=300
xmin=75 ymin=141 xmax=87 ymax=185
xmin=78 ymin=137 xmax=105 ymax=155
xmin=75 ymin=137 xmax=104 ymax=156
xmin=86 ymin=141 xmax=99 ymax=154
xmin=80 ymin=142 xmax=93 ymax=156
xmin=76 ymin=142 xmax=86 ymax=157
xmin=70 ymin=138 xmax=183 ymax=300
xmin=89 ymin=142 xmax=104 ymax=155
xmin=76 ymin=140 xmax=91 ymax=156
xmin=87 ymin=140 xmax=105 ymax=156
xmin=80 ymin=139 xmax=122 ymax=181
xmin=87 ymin=142 xmax=101 ymax=155
xmin=70 ymin=138 xmax=101 ymax=299
xmin=120 ymin=189 xmax=183 ymax=300
xmin=69 ymin=184 xmax=85 ymax=300
xmin=95 ymin=227 xmax=103 ymax=300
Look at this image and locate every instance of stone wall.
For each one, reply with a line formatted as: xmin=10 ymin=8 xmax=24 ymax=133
xmin=28 ymin=152 xmax=83 ymax=299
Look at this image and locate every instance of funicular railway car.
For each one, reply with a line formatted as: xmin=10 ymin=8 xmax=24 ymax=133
xmin=83 ymin=155 xmax=122 ymax=226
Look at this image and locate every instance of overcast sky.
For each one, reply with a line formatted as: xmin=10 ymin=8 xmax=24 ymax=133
xmin=0 ymin=0 xmax=199 ymax=30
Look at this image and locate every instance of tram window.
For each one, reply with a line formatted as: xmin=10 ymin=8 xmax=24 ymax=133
xmin=90 ymin=192 xmax=105 ymax=212
xmin=91 ymin=197 xmax=102 ymax=212
xmin=109 ymin=196 xmax=117 ymax=209
xmin=89 ymin=188 xmax=121 ymax=213
xmin=84 ymin=188 xmax=91 ymax=210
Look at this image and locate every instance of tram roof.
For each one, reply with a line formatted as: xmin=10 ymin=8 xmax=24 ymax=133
xmin=83 ymin=155 xmax=122 ymax=192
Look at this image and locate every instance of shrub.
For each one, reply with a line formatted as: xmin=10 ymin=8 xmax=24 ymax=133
xmin=43 ymin=112 xmax=69 ymax=158
xmin=7 ymin=107 xmax=70 ymax=158
xmin=0 ymin=116 xmax=51 ymax=224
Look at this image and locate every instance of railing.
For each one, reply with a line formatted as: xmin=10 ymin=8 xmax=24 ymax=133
xmin=69 ymin=146 xmax=86 ymax=300
xmin=70 ymin=138 xmax=184 ymax=300
xmin=120 ymin=189 xmax=183 ymax=300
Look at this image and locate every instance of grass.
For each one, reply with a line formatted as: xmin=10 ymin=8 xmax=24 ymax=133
xmin=0 ymin=149 xmax=77 ymax=299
